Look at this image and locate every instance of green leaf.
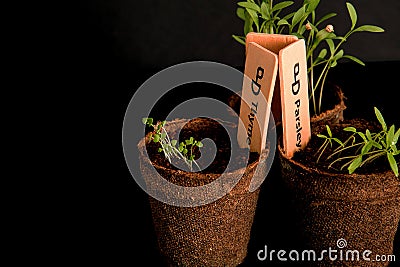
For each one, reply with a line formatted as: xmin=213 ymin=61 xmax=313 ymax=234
xmin=183 ymin=148 xmax=188 ymax=155
xmin=186 ymin=137 xmax=194 ymax=145
xmin=153 ymin=134 xmax=160 ymax=143
xmin=246 ymin=9 xmax=259 ymax=31
xmin=348 ymin=156 xmax=362 ymax=174
xmin=353 ymin=25 xmax=385 ymax=33
xmin=358 ymin=132 xmax=367 ymax=143
xmin=346 ymin=2 xmax=357 ymax=30
xmin=344 ymin=126 xmax=357 ymax=133
xmin=283 ymin=11 xmax=295 ymax=21
xmin=142 ymin=117 xmax=153 ymax=125
xmin=326 ymin=125 xmax=332 ymax=137
xmin=342 ymin=55 xmax=365 ymax=66
xmin=244 ymin=10 xmax=254 ymax=35
xmin=298 ymin=25 xmax=306 ymax=35
xmin=260 ymin=2 xmax=269 ymax=19
xmin=371 ymin=140 xmax=382 ymax=149
xmin=387 ymin=153 xmax=399 ymax=177
xmin=260 ymin=20 xmax=268 ymax=33
xmin=307 ymin=21 xmax=318 ymax=32
xmin=277 ymin=19 xmax=290 ymax=26
xmin=333 ymin=138 xmax=344 ymax=147
xmin=387 ymin=125 xmax=395 ymax=145
xmin=374 ymin=107 xmax=387 ymax=131
xmin=315 ymin=29 xmax=335 ymax=44
xmin=366 ymin=129 xmax=372 ymax=141
xmin=232 ymin=35 xmax=246 ymax=45
xmin=317 ymin=134 xmax=327 ymax=139
xmin=305 ymin=0 xmax=320 ymax=13
xmin=196 ymin=141 xmax=203 ymax=148
xmin=330 ymin=60 xmax=337 ymax=68
xmin=178 ymin=145 xmax=184 ymax=152
xmin=272 ymin=1 xmax=294 ymax=12
xmin=394 ymin=128 xmax=400 ymax=144
xmin=292 ymin=6 xmax=306 ymax=27
xmin=315 ymin=12 xmax=337 ymax=26
xmin=325 ymin=39 xmax=335 ymax=56
xmin=333 ymin=49 xmax=344 ymax=61
xmin=236 ymin=7 xmax=246 ymax=20
xmin=158 ymin=147 xmax=163 ymax=153
xmin=171 ymin=140 xmax=177 ymax=146
xmin=318 ymin=48 xmax=327 ymax=59
xmin=238 ymin=2 xmax=260 ymax=12
xmin=361 ymin=142 xmax=373 ymax=155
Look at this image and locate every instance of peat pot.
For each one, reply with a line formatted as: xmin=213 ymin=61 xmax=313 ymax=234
xmin=278 ymin=121 xmax=400 ymax=267
xmin=138 ymin=118 xmax=271 ymax=266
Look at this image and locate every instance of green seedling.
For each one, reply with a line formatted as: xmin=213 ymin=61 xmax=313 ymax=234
xmin=233 ymin=0 xmax=384 ymax=115
xmin=315 ymin=125 xmax=343 ymax=163
xmin=316 ymin=108 xmax=399 ymax=177
xmin=142 ymin=118 xmax=203 ymax=171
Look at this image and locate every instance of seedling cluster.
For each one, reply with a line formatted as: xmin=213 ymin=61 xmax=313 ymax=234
xmin=233 ymin=0 xmax=384 ymax=115
xmin=316 ymin=108 xmax=399 ymax=177
xmin=142 ymin=118 xmax=203 ymax=171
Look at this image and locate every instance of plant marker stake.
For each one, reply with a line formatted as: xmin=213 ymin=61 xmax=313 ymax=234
xmin=246 ymin=33 xmax=298 ymax=125
xmin=238 ymin=33 xmax=310 ymax=156
xmin=279 ymin=39 xmax=311 ymax=158
xmin=237 ymin=42 xmax=278 ymax=153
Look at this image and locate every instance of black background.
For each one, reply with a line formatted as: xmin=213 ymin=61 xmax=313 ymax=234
xmin=75 ymin=1 xmax=400 ymax=266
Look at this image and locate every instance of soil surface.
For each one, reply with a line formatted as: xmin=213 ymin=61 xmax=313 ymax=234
xmin=293 ymin=118 xmax=395 ymax=175
xmin=146 ymin=118 xmax=260 ymax=174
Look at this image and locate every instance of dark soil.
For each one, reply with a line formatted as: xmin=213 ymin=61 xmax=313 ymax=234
xmin=293 ymin=118 xmax=395 ymax=175
xmin=146 ymin=118 xmax=260 ymax=174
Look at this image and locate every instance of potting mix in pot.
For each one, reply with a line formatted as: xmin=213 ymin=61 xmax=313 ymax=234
xmin=134 ymin=1 xmax=399 ymax=266
xmin=138 ymin=118 xmax=271 ymax=266
xmin=279 ymin=108 xmax=399 ymax=267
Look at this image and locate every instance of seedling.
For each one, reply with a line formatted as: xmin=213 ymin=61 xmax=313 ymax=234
xmin=233 ymin=0 xmax=384 ymax=115
xmin=142 ymin=118 xmax=203 ymax=171
xmin=316 ymin=108 xmax=399 ymax=177
xmin=315 ymin=125 xmax=343 ymax=163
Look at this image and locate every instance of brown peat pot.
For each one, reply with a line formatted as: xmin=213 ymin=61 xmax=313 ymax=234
xmin=278 ymin=121 xmax=400 ymax=267
xmin=138 ymin=118 xmax=270 ymax=266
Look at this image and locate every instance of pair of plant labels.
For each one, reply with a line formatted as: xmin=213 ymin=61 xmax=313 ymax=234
xmin=237 ymin=33 xmax=311 ymax=158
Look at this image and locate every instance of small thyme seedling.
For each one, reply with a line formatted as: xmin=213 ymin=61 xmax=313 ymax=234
xmin=142 ymin=118 xmax=203 ymax=171
xmin=233 ymin=0 xmax=384 ymax=115
xmin=316 ymin=108 xmax=399 ymax=177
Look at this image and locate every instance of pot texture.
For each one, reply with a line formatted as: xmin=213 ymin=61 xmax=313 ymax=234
xmin=138 ymin=118 xmax=270 ymax=266
xmin=278 ymin=140 xmax=400 ymax=267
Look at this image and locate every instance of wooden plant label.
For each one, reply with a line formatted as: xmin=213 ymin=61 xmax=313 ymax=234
xmin=245 ymin=34 xmax=298 ymax=126
xmin=237 ymin=42 xmax=278 ymax=153
xmin=279 ymin=39 xmax=311 ymax=158
xmin=237 ymin=33 xmax=310 ymax=157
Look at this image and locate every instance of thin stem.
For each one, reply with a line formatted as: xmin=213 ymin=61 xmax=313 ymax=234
xmin=309 ymin=54 xmax=316 ymax=114
xmin=360 ymin=150 xmax=386 ymax=167
xmin=328 ymin=155 xmax=357 ymax=170
xmin=316 ymin=140 xmax=328 ymax=162
xmin=328 ymin=142 xmax=362 ymax=160
xmin=318 ymin=65 xmax=330 ymax=114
